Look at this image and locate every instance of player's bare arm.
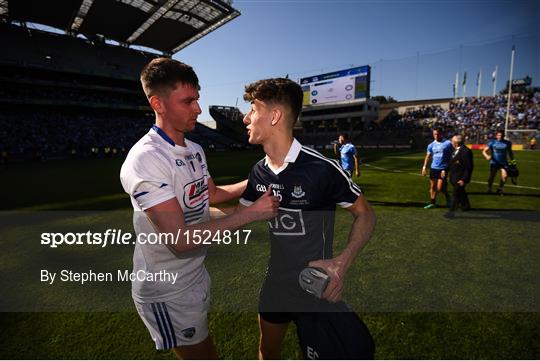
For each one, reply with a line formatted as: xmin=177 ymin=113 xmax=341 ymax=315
xmin=482 ymin=146 xmax=491 ymax=161
xmin=422 ymin=153 xmax=431 ymax=176
xmin=308 ymin=195 xmax=376 ymax=303
xmin=353 ymin=154 xmax=359 ymax=177
xmin=207 ymin=177 xmax=248 ymax=205
xmin=146 ymin=187 xmax=279 ymax=253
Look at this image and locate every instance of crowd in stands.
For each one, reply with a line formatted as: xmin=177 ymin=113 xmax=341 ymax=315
xmin=0 ymin=110 xmax=154 ymax=162
xmin=394 ymin=92 xmax=539 ymax=143
xmin=0 ymin=83 xmax=146 ymax=107
xmin=2 ymin=91 xmax=538 ymax=164
xmin=0 ymin=108 xmax=243 ymax=164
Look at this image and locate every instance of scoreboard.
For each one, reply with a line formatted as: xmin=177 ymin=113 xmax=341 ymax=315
xmin=300 ymin=65 xmax=370 ymax=107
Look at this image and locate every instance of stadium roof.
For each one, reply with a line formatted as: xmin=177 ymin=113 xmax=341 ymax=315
xmin=1 ymin=0 xmax=240 ymax=54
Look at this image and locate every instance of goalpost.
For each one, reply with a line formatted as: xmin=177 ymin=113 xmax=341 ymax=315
xmin=505 ymin=129 xmax=539 ymax=149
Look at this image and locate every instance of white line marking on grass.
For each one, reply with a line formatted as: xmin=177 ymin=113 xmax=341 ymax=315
xmin=363 ymin=163 xmax=540 ymax=191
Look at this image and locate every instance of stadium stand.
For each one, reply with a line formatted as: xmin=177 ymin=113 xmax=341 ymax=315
xmin=210 ymin=105 xmax=249 ymax=145
xmin=0 ymin=0 xmax=242 ymax=163
xmin=395 ymin=92 xmax=540 ymax=144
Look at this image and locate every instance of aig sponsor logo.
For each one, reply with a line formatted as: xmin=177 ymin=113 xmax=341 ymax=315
xmin=268 ymin=207 xmax=306 ymax=236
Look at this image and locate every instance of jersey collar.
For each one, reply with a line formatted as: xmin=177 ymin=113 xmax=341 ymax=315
xmin=150 ymin=125 xmax=191 ymax=155
xmin=264 ymin=138 xmax=302 ymax=175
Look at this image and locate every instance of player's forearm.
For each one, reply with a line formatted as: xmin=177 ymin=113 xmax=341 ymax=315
xmin=209 ymin=206 xmax=237 ymax=219
xmin=209 ymin=180 xmax=247 ymax=205
xmin=336 ymin=203 xmax=376 ymax=271
xmin=169 ymin=207 xmax=258 ymax=252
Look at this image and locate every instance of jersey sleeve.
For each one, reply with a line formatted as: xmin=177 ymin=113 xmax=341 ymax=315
xmin=120 ymin=150 xmax=176 ymax=211
xmin=347 ymin=144 xmax=357 ymax=156
xmin=324 ymin=161 xmax=362 ymax=208
xmin=427 ymin=142 xmax=433 ymax=154
xmin=487 ymin=140 xmax=494 ymax=150
xmin=239 ymin=166 xmax=260 ymax=206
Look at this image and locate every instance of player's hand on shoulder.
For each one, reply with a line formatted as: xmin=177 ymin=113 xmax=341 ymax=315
xmin=247 ymin=187 xmax=279 ymax=221
xmin=308 ymin=258 xmax=346 ymax=303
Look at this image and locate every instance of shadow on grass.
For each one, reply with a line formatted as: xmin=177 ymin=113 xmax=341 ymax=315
xmin=370 ymin=200 xmax=431 ymax=208
xmin=444 ymin=209 xmax=540 ymax=222
xmin=468 ymin=191 xmax=540 ymax=198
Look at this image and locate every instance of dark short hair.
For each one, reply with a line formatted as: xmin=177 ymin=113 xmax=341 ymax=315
xmin=243 ymin=78 xmax=304 ymax=123
xmin=140 ymin=57 xmax=199 ymax=98
xmin=339 ymin=133 xmax=350 ymax=141
xmin=496 ymin=129 xmax=505 ymax=135
xmin=432 ymin=128 xmax=442 ymax=133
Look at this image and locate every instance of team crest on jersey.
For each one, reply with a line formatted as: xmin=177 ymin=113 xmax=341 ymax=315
xmin=175 ymin=159 xmax=185 ymax=167
xmin=183 ymin=177 xmax=209 ymax=209
xmin=291 ymin=185 xmax=305 ymax=199
xmin=181 ymin=327 xmax=196 ymax=339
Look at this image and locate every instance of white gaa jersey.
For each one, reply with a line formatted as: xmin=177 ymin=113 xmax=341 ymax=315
xmin=120 ymin=125 xmax=210 ymax=302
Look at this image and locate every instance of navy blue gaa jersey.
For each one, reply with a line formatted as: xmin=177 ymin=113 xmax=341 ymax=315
xmin=240 ymin=139 xmax=362 ymax=278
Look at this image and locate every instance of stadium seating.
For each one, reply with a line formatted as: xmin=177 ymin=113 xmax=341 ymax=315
xmin=395 ymin=93 xmax=539 ymax=143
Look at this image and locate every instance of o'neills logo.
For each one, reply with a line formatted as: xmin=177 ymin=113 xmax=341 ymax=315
xmin=183 ymin=177 xmax=208 ymax=208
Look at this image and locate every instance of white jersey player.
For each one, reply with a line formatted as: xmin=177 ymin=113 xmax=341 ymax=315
xmin=120 ymin=58 xmax=279 ymax=359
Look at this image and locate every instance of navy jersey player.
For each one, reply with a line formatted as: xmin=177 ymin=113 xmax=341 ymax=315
xmin=421 ymin=128 xmax=453 ymax=209
xmin=482 ymin=130 xmax=514 ymax=195
xmin=239 ymin=78 xmax=376 ymax=359
xmin=120 ymin=58 xmax=278 ymax=359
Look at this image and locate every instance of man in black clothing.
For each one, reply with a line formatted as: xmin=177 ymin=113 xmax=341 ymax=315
xmin=448 ymin=134 xmax=473 ymax=212
xmin=239 ymin=78 xmax=376 ymax=359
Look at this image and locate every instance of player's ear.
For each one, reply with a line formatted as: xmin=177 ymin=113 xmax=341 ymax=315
xmin=149 ymin=95 xmax=164 ymax=115
xmin=271 ymin=108 xmax=283 ymax=126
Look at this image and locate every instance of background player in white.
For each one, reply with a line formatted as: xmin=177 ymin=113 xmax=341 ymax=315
xmin=421 ymin=128 xmax=453 ymax=209
xmin=239 ymin=78 xmax=376 ymax=359
xmin=120 ymin=58 xmax=279 ymax=359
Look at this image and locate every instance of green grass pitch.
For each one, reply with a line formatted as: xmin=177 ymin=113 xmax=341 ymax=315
xmin=0 ymin=149 xmax=539 ymax=359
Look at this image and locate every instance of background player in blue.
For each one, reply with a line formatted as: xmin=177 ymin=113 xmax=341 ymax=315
xmin=239 ymin=78 xmax=376 ymax=359
xmin=333 ymin=133 xmax=359 ymax=177
xmin=482 ymin=130 xmax=514 ymax=195
xmin=421 ymin=128 xmax=453 ymax=209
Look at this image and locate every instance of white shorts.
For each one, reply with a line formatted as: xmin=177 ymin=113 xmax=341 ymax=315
xmin=134 ymin=271 xmax=211 ymax=349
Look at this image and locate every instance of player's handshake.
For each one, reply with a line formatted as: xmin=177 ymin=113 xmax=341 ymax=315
xmin=242 ymin=187 xmax=280 ymax=221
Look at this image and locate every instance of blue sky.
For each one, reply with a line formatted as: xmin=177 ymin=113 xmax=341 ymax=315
xmin=175 ymin=0 xmax=539 ymax=122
